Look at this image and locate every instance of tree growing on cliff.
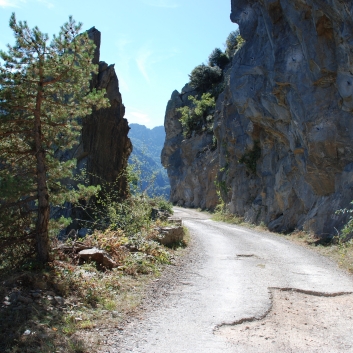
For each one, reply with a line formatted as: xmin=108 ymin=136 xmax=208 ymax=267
xmin=177 ymin=93 xmax=215 ymax=138
xmin=188 ymin=64 xmax=222 ymax=93
xmin=225 ymin=30 xmax=245 ymax=57
xmin=0 ymin=14 xmax=109 ymax=265
xmin=208 ymin=48 xmax=229 ymax=69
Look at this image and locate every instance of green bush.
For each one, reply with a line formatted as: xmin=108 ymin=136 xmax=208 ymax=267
xmin=177 ymin=93 xmax=215 ymax=138
xmin=208 ymin=48 xmax=230 ymax=69
xmin=226 ymin=30 xmax=245 ymax=57
xmin=336 ymin=202 xmax=353 ymax=242
xmin=189 ymin=64 xmax=222 ymax=93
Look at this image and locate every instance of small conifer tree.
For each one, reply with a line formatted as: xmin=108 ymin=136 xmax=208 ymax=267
xmin=188 ymin=64 xmax=222 ymax=93
xmin=208 ymin=48 xmax=229 ymax=69
xmin=0 ymin=14 xmax=110 ymax=264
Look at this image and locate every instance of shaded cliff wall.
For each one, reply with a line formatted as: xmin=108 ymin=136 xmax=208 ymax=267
xmin=163 ymin=0 xmax=353 ymax=237
xmin=75 ymin=28 xmax=132 ymax=196
xmin=161 ymin=85 xmax=219 ymax=209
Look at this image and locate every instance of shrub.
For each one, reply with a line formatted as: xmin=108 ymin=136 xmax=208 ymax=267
xmin=208 ymin=48 xmax=230 ymax=69
xmin=225 ymin=30 xmax=245 ymax=57
xmin=336 ymin=202 xmax=353 ymax=242
xmin=189 ymin=64 xmax=222 ymax=93
xmin=177 ymin=93 xmax=215 ymax=138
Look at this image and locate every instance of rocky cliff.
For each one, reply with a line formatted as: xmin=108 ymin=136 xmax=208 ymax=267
xmin=163 ymin=0 xmax=353 ymax=237
xmin=75 ymin=27 xmax=131 ymax=196
xmin=161 ymin=85 xmax=219 ymax=209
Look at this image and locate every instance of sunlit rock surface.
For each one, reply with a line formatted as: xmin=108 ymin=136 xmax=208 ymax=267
xmin=161 ymin=85 xmax=219 ymax=209
xmin=163 ymin=0 xmax=353 ymax=237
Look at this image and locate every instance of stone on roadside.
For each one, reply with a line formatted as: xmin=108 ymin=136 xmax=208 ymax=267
xmin=78 ymin=248 xmax=117 ymax=269
xmin=167 ymin=217 xmax=183 ymax=226
xmin=111 ymin=311 xmax=120 ymax=318
xmin=157 ymin=226 xmax=184 ymax=247
xmin=54 ymin=296 xmax=65 ymax=306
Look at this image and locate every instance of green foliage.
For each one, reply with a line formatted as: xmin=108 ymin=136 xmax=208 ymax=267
xmin=0 ymin=14 xmax=109 ymax=265
xmin=212 ymin=208 xmax=244 ymax=225
xmin=238 ymin=141 xmax=261 ymax=174
xmin=74 ymin=182 xmax=174 ymax=275
xmin=154 ymin=196 xmax=173 ymax=214
xmin=225 ymin=30 xmax=245 ymax=57
xmin=214 ymin=179 xmax=229 ymax=195
xmin=188 ymin=64 xmax=222 ymax=93
xmin=128 ymin=124 xmax=170 ymax=199
xmin=336 ymin=201 xmax=353 ymax=242
xmin=83 ymin=167 xmax=173 ymax=236
xmin=129 ymin=124 xmax=170 ymax=199
xmin=177 ymin=93 xmax=215 ymax=138
xmin=208 ymin=48 xmax=230 ymax=69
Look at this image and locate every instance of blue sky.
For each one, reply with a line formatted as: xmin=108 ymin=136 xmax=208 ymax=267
xmin=0 ymin=0 xmax=238 ymax=128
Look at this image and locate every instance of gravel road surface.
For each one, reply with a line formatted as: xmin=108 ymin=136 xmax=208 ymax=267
xmin=102 ymin=207 xmax=353 ymax=353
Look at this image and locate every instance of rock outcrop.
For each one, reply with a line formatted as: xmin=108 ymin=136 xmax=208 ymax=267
xmin=75 ymin=27 xmax=131 ymax=196
xmin=161 ymin=85 xmax=219 ymax=209
xmin=53 ymin=28 xmax=131 ymax=226
xmin=163 ymin=0 xmax=353 ymax=237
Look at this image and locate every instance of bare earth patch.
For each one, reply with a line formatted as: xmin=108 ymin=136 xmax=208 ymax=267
xmin=216 ymin=289 xmax=353 ymax=353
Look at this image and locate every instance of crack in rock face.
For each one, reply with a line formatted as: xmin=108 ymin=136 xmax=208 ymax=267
xmin=215 ymin=289 xmax=353 ymax=352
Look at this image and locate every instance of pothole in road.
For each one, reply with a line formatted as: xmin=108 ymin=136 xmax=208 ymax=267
xmin=236 ymin=254 xmax=256 ymax=258
xmin=215 ymin=289 xmax=353 ymax=352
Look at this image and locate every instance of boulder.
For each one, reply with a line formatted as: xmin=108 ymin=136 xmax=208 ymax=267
xmin=78 ymin=248 xmax=117 ymax=269
xmin=157 ymin=226 xmax=184 ymax=247
xmin=167 ymin=217 xmax=183 ymax=226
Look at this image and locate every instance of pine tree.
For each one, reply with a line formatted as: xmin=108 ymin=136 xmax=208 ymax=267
xmin=208 ymin=48 xmax=229 ymax=69
xmin=0 ymin=14 xmax=110 ymax=264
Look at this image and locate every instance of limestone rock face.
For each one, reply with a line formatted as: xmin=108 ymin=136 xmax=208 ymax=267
xmin=52 ymin=28 xmax=131 ymax=226
xmin=78 ymin=27 xmax=131 ymax=196
xmin=161 ymin=85 xmax=219 ymax=209
xmin=163 ymin=1 xmax=353 ymax=237
xmin=221 ymin=0 xmax=353 ymax=235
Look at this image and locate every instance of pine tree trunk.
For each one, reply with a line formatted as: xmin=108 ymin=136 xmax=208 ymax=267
xmin=34 ymin=81 xmax=50 ymax=264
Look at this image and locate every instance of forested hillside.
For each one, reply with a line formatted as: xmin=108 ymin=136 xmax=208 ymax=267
xmin=129 ymin=123 xmax=170 ymax=198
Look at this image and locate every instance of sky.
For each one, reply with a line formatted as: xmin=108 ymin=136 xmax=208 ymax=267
xmin=0 ymin=0 xmax=238 ymax=128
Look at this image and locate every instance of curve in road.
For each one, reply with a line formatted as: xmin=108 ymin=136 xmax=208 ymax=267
xmin=106 ymin=207 xmax=353 ymax=353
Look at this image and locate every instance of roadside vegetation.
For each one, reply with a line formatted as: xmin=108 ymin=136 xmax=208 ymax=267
xmin=0 ymin=14 xmax=184 ymax=353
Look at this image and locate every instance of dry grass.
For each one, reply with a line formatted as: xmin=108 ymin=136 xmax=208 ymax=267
xmin=0 ymin=263 xmax=157 ymax=352
xmin=212 ymin=210 xmax=244 ymax=225
xmin=0 ymin=216 xmax=185 ymax=353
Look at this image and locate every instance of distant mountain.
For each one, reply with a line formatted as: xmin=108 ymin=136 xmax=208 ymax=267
xmin=128 ymin=123 xmax=170 ymax=198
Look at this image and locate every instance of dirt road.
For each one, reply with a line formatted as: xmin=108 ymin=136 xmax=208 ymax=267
xmin=104 ymin=207 xmax=353 ymax=352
